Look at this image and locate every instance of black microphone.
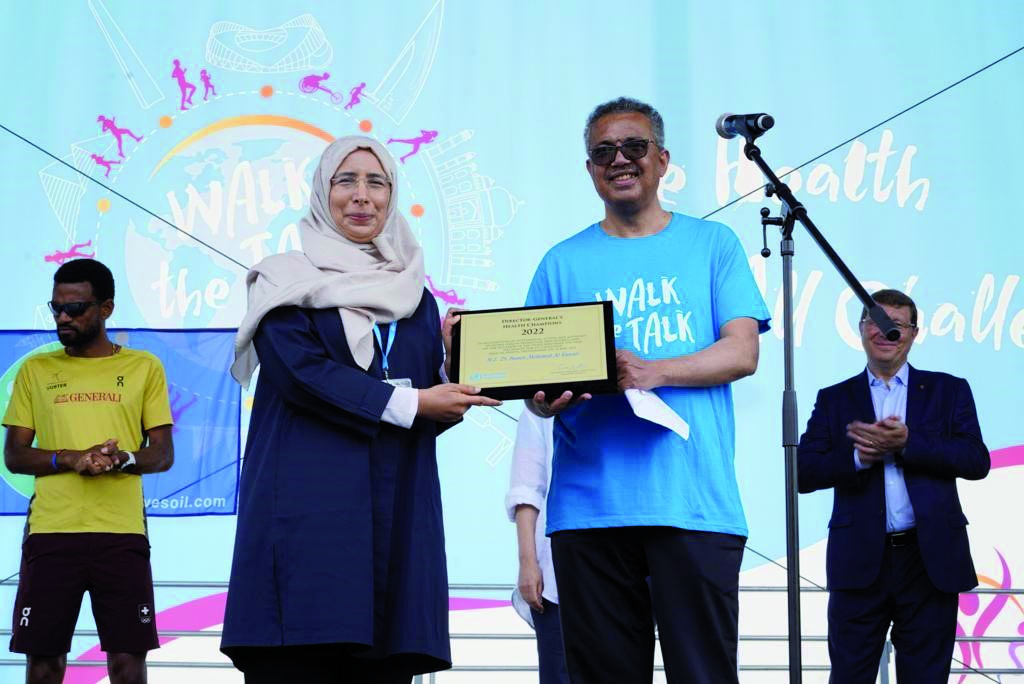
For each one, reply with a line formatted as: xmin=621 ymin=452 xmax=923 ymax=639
xmin=715 ymin=112 xmax=775 ymax=140
xmin=865 ymin=304 xmax=902 ymax=342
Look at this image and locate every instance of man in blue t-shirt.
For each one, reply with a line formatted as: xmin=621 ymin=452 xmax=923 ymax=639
xmin=525 ymin=97 xmax=770 ymax=683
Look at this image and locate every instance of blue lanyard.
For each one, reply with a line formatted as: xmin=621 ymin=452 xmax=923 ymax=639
xmin=372 ymin=321 xmax=398 ymax=379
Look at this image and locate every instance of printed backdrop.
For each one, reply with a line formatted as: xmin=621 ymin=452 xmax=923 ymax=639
xmin=0 ymin=330 xmax=239 ymax=517
xmin=0 ymin=1 xmax=1022 ymax=680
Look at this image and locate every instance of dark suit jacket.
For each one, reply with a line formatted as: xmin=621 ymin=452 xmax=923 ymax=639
xmin=797 ymin=365 xmax=989 ymax=594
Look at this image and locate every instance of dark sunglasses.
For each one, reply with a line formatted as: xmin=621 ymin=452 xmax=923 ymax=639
xmin=48 ymin=300 xmax=99 ymax=317
xmin=588 ymin=138 xmax=655 ymax=166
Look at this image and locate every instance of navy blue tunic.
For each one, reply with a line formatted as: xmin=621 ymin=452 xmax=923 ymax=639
xmin=221 ymin=291 xmax=451 ymax=674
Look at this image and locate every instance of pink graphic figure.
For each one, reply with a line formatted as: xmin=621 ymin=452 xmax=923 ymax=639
xmin=1011 ymin=620 xmax=1024 ymax=669
xmin=298 ymin=72 xmax=343 ymax=104
xmin=970 ymin=551 xmax=1012 ymax=670
xmin=97 ymin=115 xmax=142 ymax=158
xmin=44 ymin=240 xmax=95 ymax=266
xmin=344 ymin=82 xmax=366 ymax=110
xmin=386 ymin=130 xmax=439 ymax=164
xmin=90 ymin=153 xmax=120 ymax=178
xmin=172 ymin=59 xmax=197 ymax=111
xmin=954 ymin=549 xmax=1013 ymax=683
xmin=954 ymin=592 xmax=980 ymax=684
xmin=169 ymin=385 xmax=199 ymax=435
xmin=426 ymin=275 xmax=466 ymax=306
xmin=200 ymin=69 xmax=216 ymax=100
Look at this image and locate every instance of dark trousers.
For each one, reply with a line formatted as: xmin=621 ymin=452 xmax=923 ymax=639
xmin=828 ymin=537 xmax=959 ymax=684
xmin=532 ymin=599 xmax=570 ymax=684
xmin=551 ymin=526 xmax=745 ymax=684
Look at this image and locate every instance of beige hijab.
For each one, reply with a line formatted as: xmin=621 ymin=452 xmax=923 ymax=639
xmin=231 ymin=136 xmax=425 ymax=387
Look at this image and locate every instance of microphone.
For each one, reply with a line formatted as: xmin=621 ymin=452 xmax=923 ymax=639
xmin=865 ymin=304 xmax=902 ymax=342
xmin=716 ymin=113 xmax=775 ymax=140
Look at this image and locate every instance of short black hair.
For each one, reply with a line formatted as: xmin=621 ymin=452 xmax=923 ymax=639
xmin=53 ymin=259 xmax=115 ymax=301
xmin=584 ymin=97 xmax=665 ymax=150
xmin=862 ymin=288 xmax=917 ymax=326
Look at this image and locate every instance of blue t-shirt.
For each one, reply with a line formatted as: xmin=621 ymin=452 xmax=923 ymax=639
xmin=525 ymin=213 xmax=770 ymax=537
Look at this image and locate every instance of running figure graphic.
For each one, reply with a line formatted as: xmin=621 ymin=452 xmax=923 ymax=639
xmin=168 ymin=385 xmax=200 ymax=434
xmin=386 ymin=130 xmax=439 ymax=164
xmin=344 ymin=82 xmax=366 ymax=110
xmin=90 ymin=153 xmax=120 ymax=178
xmin=425 ymin=275 xmax=466 ymax=306
xmin=96 ymin=115 xmax=142 ymax=158
xmin=200 ymin=69 xmax=217 ymax=100
xmin=298 ymin=72 xmax=344 ymax=104
xmin=44 ymin=240 xmax=95 ymax=265
xmin=172 ymin=59 xmax=197 ymax=110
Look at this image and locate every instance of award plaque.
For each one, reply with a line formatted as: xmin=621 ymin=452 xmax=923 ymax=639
xmin=451 ymin=301 xmax=617 ymax=400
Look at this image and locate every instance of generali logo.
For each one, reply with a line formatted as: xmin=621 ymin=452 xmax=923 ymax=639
xmin=54 ymin=392 xmax=122 ymax=405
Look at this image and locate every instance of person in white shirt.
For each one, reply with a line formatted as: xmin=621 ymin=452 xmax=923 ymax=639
xmin=505 ymin=410 xmax=569 ymax=684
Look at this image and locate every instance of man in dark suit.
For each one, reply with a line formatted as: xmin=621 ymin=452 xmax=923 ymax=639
xmin=798 ymin=288 xmax=989 ymax=683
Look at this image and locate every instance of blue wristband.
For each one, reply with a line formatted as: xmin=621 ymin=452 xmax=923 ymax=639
xmin=51 ymin=453 xmax=58 ymax=471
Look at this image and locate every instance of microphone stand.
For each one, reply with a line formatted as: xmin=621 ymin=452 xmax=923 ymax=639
xmin=745 ymin=134 xmax=900 ymax=684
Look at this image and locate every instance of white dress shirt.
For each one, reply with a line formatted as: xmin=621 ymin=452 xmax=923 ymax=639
xmin=854 ymin=364 xmax=916 ymax=533
xmin=505 ymin=409 xmax=558 ymax=625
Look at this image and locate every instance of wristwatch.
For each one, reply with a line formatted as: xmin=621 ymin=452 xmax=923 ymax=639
xmin=119 ymin=451 xmax=137 ymax=470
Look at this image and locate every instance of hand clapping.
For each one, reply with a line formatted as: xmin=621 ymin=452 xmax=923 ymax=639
xmin=846 ymin=417 xmax=908 ymax=464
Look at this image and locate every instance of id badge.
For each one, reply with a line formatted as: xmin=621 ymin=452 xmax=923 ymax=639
xmin=384 ymin=378 xmax=413 ymax=388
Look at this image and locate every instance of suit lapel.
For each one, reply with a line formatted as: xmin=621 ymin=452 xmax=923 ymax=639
xmin=906 ymin=364 xmax=926 ymax=428
xmin=846 ymin=371 xmax=884 ymax=502
xmin=847 ymin=371 xmax=876 ymax=423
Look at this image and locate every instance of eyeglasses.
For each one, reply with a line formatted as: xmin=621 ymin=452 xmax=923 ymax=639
xmin=48 ymin=300 xmax=99 ymax=317
xmin=587 ymin=138 xmax=656 ymax=166
xmin=861 ymin=318 xmax=916 ymax=332
xmin=329 ymin=173 xmax=391 ymax=195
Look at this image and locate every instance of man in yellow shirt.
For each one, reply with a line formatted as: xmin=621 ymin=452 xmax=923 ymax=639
xmin=3 ymin=259 xmax=174 ymax=684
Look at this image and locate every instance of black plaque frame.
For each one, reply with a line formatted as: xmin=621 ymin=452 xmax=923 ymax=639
xmin=451 ymin=301 xmax=618 ymax=400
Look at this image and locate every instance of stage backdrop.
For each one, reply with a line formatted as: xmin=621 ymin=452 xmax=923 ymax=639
xmin=1 ymin=1 xmax=1022 ymax=681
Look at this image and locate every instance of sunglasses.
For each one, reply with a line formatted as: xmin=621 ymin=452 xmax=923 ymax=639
xmin=588 ymin=138 xmax=655 ymax=166
xmin=48 ymin=300 xmax=99 ymax=317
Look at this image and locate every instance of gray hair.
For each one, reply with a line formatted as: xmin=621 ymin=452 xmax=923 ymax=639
xmin=583 ymin=97 xmax=665 ymax=150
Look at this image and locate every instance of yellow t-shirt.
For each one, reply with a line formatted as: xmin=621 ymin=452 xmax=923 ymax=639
xmin=2 ymin=347 xmax=173 ymax=535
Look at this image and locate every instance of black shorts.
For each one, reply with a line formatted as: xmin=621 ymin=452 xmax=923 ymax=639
xmin=10 ymin=532 xmax=159 ymax=656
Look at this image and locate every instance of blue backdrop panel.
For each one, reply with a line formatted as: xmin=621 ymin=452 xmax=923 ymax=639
xmin=0 ymin=329 xmax=240 ymax=517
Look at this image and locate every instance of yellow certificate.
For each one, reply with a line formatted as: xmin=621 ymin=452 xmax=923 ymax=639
xmin=452 ymin=302 xmax=616 ymax=399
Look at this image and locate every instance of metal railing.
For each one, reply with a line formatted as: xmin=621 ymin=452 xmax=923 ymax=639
xmin=0 ymin=581 xmax=1021 ymax=680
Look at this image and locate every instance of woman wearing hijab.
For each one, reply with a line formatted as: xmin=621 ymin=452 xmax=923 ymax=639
xmin=221 ymin=136 xmax=500 ymax=683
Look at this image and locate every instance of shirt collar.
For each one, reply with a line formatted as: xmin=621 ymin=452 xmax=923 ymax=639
xmin=865 ymin=363 xmax=908 ymax=388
